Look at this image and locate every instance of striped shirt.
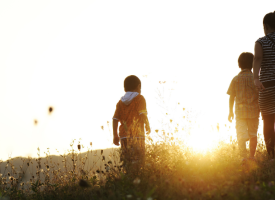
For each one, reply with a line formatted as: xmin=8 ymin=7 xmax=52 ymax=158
xmin=227 ymin=69 xmax=259 ymax=119
xmin=256 ymin=32 xmax=275 ymax=115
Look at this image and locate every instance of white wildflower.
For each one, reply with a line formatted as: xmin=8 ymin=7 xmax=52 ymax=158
xmin=133 ymin=177 xmax=141 ymax=185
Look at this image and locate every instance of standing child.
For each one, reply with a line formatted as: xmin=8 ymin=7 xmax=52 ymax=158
xmin=227 ymin=52 xmax=260 ymax=161
xmin=113 ymin=75 xmax=151 ymax=164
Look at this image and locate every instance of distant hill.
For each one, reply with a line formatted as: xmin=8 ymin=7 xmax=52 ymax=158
xmin=0 ymin=148 xmax=121 ymax=183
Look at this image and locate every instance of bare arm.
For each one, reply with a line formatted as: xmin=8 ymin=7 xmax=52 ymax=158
xmin=112 ymin=119 xmax=119 ymax=145
xmin=228 ymin=95 xmax=235 ymax=122
xmin=253 ymin=42 xmax=265 ymax=91
xmin=140 ymin=114 xmax=151 ymax=134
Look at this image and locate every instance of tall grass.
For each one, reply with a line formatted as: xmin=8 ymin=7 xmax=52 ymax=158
xmin=0 ymin=123 xmax=274 ymax=200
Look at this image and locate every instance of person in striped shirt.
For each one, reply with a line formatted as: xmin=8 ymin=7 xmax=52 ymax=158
xmin=253 ymin=11 xmax=275 ymax=159
xmin=113 ymin=75 xmax=151 ymax=164
xmin=227 ymin=52 xmax=260 ymax=161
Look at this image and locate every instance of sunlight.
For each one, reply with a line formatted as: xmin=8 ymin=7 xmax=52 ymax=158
xmin=184 ymin=128 xmax=221 ymax=152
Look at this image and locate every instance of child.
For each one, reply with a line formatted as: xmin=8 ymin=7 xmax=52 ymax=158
xmin=113 ymin=75 xmax=151 ymax=163
xmin=227 ymin=52 xmax=260 ymax=161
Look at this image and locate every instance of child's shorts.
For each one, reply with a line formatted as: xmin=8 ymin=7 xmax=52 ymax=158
xmin=120 ymin=137 xmax=145 ymax=163
xmin=236 ymin=118 xmax=259 ymax=142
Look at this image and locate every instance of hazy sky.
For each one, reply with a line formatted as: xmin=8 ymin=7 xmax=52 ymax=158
xmin=0 ymin=0 xmax=273 ymax=160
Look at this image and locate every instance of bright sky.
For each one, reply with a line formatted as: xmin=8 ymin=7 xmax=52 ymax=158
xmin=0 ymin=0 xmax=272 ymax=161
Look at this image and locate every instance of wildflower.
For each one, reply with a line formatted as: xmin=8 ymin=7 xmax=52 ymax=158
xmin=254 ymin=186 xmax=260 ymax=190
xmin=133 ymin=177 xmax=140 ymax=185
xmin=126 ymin=194 xmax=132 ymax=198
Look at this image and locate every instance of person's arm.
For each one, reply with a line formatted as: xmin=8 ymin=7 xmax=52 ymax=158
xmin=228 ymin=95 xmax=235 ymax=122
xmin=140 ymin=114 xmax=151 ymax=135
xmin=113 ymin=119 xmax=120 ymax=145
xmin=253 ymin=41 xmax=265 ymax=91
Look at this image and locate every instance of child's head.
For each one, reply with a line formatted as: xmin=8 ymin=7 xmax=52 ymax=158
xmin=124 ymin=75 xmax=141 ymax=93
xmin=238 ymin=52 xmax=254 ymax=70
xmin=263 ymin=11 xmax=275 ymax=35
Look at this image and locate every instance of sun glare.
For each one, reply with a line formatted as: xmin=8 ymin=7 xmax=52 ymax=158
xmin=184 ymin=128 xmax=221 ymax=152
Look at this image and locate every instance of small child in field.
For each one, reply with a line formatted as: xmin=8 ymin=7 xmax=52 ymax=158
xmin=227 ymin=52 xmax=260 ymax=161
xmin=112 ymin=75 xmax=151 ymax=163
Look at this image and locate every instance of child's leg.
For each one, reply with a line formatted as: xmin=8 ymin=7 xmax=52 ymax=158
xmin=263 ymin=114 xmax=275 ymax=159
xmin=238 ymin=139 xmax=247 ymax=158
xmin=120 ymin=138 xmax=131 ymax=163
xmin=236 ymin=118 xmax=249 ymax=158
xmin=247 ymin=118 xmax=259 ymax=158
xmin=249 ymin=137 xmax=257 ymax=158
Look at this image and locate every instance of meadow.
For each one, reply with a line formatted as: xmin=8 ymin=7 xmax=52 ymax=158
xmin=0 ymin=121 xmax=275 ymax=200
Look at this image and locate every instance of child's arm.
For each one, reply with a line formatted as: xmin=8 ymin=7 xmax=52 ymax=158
xmin=228 ymin=95 xmax=235 ymax=122
xmin=113 ymin=119 xmax=120 ymax=146
xmin=141 ymin=114 xmax=151 ymax=135
xmin=253 ymin=41 xmax=265 ymax=91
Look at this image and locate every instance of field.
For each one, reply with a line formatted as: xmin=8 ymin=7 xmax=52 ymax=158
xmin=0 ymin=129 xmax=275 ymax=200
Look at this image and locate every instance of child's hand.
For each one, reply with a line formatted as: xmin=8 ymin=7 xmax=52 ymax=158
xmin=113 ymin=136 xmax=120 ymax=146
xmin=146 ymin=126 xmax=151 ymax=135
xmin=228 ymin=112 xmax=234 ymax=122
xmin=254 ymin=79 xmax=265 ymax=92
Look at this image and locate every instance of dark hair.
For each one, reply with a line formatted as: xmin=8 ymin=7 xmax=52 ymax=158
xmin=263 ymin=11 xmax=275 ymax=29
xmin=124 ymin=75 xmax=141 ymax=92
xmin=238 ymin=52 xmax=254 ymax=70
